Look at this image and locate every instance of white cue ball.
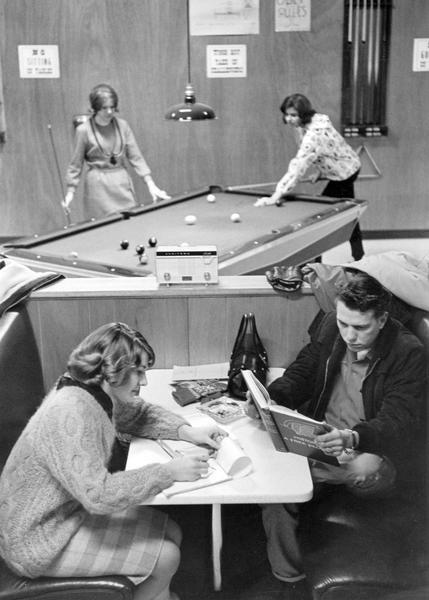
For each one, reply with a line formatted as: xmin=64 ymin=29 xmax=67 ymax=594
xmin=69 ymin=251 xmax=79 ymax=258
xmin=207 ymin=193 xmax=216 ymax=202
xmin=230 ymin=213 xmax=241 ymax=223
xmin=184 ymin=214 xmax=197 ymax=225
xmin=139 ymin=254 xmax=148 ymax=264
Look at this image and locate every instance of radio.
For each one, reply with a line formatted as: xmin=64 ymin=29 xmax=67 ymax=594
xmin=155 ymin=245 xmax=218 ymax=285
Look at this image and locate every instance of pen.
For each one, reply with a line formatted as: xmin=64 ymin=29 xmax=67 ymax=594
xmin=156 ymin=438 xmax=213 ymax=478
xmin=156 ymin=438 xmax=183 ymax=458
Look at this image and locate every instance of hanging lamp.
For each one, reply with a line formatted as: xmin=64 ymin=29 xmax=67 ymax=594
xmin=165 ymin=0 xmax=216 ymax=121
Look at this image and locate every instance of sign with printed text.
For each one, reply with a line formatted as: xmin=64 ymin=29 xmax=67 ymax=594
xmin=190 ymin=0 xmax=259 ymax=36
xmin=413 ymin=39 xmax=429 ymax=72
xmin=275 ymin=0 xmax=311 ymax=32
xmin=18 ymin=45 xmax=60 ymax=78
xmin=207 ymin=45 xmax=247 ymax=78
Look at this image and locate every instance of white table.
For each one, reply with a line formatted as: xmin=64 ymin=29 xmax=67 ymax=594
xmin=126 ymin=369 xmax=313 ymax=590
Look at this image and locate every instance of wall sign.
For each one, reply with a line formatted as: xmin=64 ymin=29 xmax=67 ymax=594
xmin=18 ymin=45 xmax=60 ymax=78
xmin=275 ymin=0 xmax=311 ymax=32
xmin=207 ymin=45 xmax=247 ymax=78
xmin=413 ymin=38 xmax=429 ymax=72
xmin=190 ymin=0 xmax=259 ymax=36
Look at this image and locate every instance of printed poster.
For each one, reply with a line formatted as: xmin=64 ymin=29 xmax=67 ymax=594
xmin=275 ymin=0 xmax=311 ymax=32
xmin=190 ymin=0 xmax=259 ymax=36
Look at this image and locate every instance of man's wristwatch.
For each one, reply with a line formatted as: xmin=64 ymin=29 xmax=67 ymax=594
xmin=345 ymin=429 xmax=359 ymax=450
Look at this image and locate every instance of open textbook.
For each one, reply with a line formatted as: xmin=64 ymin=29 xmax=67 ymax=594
xmin=134 ymin=414 xmax=252 ymax=497
xmin=242 ymin=370 xmax=339 ymax=466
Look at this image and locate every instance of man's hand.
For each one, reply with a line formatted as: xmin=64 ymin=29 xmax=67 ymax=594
xmin=315 ymin=424 xmax=354 ymax=457
xmin=244 ymin=392 xmax=260 ymax=420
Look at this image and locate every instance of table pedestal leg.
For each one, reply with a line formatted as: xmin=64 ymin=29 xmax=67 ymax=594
xmin=211 ymin=503 xmax=223 ymax=591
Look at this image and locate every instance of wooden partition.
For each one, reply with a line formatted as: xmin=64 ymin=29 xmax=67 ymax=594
xmin=28 ymin=276 xmax=319 ymax=390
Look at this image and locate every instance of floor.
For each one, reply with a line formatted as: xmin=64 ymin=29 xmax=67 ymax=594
xmin=169 ymin=504 xmax=312 ymax=600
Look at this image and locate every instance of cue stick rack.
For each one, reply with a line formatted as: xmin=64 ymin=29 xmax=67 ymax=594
xmin=341 ymin=0 xmax=392 ymax=138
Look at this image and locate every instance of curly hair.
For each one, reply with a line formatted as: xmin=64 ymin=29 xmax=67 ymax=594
xmin=67 ymin=322 xmax=155 ymax=387
xmin=336 ymin=269 xmax=392 ymax=317
xmin=280 ymin=93 xmax=316 ymax=125
xmin=89 ymin=83 xmax=119 ymax=113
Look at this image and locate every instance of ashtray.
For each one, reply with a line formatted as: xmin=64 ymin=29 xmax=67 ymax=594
xmin=198 ymin=396 xmax=245 ymax=424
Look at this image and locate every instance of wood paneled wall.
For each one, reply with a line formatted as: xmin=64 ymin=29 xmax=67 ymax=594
xmin=27 ymin=277 xmax=319 ymax=390
xmin=0 ymin=0 xmax=428 ymax=237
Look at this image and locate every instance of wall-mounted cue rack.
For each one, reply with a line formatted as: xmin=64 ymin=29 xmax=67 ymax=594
xmin=341 ymin=0 xmax=392 ymax=138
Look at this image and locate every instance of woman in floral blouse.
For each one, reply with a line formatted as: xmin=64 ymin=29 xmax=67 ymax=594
xmin=255 ymin=93 xmax=363 ymax=260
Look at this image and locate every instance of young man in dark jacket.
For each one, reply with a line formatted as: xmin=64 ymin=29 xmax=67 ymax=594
xmin=253 ymin=271 xmax=426 ymax=584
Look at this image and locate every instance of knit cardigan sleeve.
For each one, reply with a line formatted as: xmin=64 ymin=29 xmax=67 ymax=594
xmin=37 ymin=388 xmax=176 ymax=514
xmin=113 ymin=394 xmax=187 ymax=439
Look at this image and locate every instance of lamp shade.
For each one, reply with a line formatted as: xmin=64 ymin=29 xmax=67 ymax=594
xmin=165 ymin=84 xmax=216 ymax=121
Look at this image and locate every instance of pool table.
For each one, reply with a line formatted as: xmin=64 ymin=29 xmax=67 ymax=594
xmin=2 ymin=184 xmax=367 ymax=277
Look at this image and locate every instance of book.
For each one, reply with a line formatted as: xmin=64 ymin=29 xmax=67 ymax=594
xmin=242 ymin=370 xmax=339 ymax=466
xmin=171 ymin=379 xmax=228 ymax=406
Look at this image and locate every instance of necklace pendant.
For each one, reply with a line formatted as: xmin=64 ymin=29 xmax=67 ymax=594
xmin=110 ymin=155 xmax=117 ymax=165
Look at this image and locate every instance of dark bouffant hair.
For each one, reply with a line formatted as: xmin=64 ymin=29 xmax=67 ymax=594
xmin=89 ymin=83 xmax=119 ymax=113
xmin=67 ymin=322 xmax=155 ymax=387
xmin=280 ymin=93 xmax=316 ymax=125
xmin=336 ymin=269 xmax=392 ymax=317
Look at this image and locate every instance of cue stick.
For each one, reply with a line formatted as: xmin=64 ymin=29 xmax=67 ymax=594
xmin=47 ymin=122 xmax=71 ymax=226
xmin=373 ymin=0 xmax=381 ymax=125
xmin=366 ymin=0 xmax=374 ymax=125
xmin=227 ymin=177 xmax=315 ymax=192
xmin=358 ymin=0 xmax=369 ymax=126
xmin=347 ymin=0 xmax=353 ymax=42
xmin=377 ymin=1 xmax=390 ymax=130
xmin=351 ymin=1 xmax=360 ymax=125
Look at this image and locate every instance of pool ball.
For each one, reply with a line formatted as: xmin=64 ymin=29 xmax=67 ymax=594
xmin=69 ymin=251 xmax=79 ymax=259
xmin=135 ymin=244 xmax=145 ymax=256
xmin=230 ymin=213 xmax=241 ymax=223
xmin=206 ymin=193 xmax=216 ymax=202
xmin=139 ymin=254 xmax=148 ymax=264
xmin=184 ymin=214 xmax=197 ymax=225
xmin=275 ymin=198 xmax=284 ymax=207
xmin=148 ymin=237 xmax=158 ymax=247
xmin=120 ymin=240 xmax=129 ymax=250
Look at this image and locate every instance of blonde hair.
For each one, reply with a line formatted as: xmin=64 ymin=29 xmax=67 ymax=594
xmin=67 ymin=322 xmax=155 ymax=387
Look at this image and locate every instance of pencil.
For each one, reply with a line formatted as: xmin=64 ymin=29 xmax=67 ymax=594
xmin=156 ymin=438 xmax=182 ymax=458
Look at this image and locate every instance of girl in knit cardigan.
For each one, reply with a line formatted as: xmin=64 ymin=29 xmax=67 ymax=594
xmin=0 ymin=322 xmax=224 ymax=600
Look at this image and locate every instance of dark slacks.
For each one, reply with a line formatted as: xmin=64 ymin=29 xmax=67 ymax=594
xmin=322 ymin=170 xmax=364 ymax=261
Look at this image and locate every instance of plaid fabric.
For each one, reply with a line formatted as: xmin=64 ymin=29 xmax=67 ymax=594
xmin=43 ymin=506 xmax=168 ymax=583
